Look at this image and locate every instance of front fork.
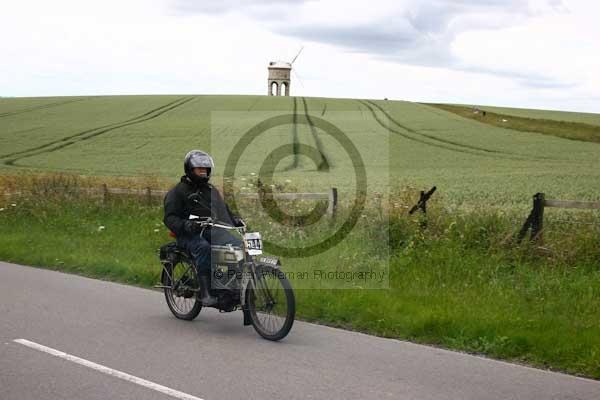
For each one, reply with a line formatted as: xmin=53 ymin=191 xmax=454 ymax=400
xmin=240 ymin=262 xmax=254 ymax=325
xmin=241 ymin=262 xmax=275 ymax=308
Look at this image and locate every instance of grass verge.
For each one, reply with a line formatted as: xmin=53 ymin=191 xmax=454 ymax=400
xmin=426 ymin=103 xmax=600 ymax=143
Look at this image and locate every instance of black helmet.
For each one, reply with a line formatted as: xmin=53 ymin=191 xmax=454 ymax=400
xmin=184 ymin=150 xmax=214 ymax=185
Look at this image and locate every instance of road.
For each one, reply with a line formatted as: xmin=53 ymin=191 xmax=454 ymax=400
xmin=1 ymin=261 xmax=598 ymax=400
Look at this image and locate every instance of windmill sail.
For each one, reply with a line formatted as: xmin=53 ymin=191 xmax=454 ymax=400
xmin=291 ymin=46 xmax=304 ymax=65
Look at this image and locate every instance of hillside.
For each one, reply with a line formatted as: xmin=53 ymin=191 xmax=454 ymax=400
xmin=1 ymin=95 xmax=599 ymax=207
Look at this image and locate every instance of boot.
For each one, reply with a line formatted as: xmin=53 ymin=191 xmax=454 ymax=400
xmin=242 ymin=307 xmax=252 ymax=326
xmin=197 ymin=273 xmax=218 ymax=306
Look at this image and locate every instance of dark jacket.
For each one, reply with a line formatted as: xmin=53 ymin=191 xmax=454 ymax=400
xmin=163 ymin=176 xmax=238 ymax=237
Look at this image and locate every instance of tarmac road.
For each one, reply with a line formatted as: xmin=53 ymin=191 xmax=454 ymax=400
xmin=1 ymin=261 xmax=598 ymax=400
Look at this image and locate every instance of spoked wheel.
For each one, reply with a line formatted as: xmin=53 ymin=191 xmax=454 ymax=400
xmin=162 ymin=260 xmax=202 ymax=320
xmin=247 ymin=265 xmax=295 ymax=341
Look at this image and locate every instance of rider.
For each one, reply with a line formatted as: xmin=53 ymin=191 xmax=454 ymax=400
xmin=163 ymin=150 xmax=244 ymax=306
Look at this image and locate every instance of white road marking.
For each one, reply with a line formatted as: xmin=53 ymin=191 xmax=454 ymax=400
xmin=13 ymin=339 xmax=204 ymax=400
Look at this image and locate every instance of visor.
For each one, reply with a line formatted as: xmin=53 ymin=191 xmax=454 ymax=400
xmin=188 ymin=153 xmax=214 ymax=168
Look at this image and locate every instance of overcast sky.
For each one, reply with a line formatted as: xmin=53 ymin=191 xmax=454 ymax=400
xmin=1 ymin=0 xmax=598 ymax=113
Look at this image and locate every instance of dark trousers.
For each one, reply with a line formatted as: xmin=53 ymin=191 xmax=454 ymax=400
xmin=176 ymin=227 xmax=243 ymax=274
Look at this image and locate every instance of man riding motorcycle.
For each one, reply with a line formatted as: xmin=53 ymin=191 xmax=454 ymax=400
xmin=163 ymin=150 xmax=244 ymax=306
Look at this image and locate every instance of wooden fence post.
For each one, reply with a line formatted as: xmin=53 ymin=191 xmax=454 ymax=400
xmin=102 ymin=184 xmax=108 ymax=204
xmin=327 ymin=187 xmax=338 ymax=219
xmin=531 ymin=192 xmax=545 ymax=242
xmin=409 ymin=186 xmax=437 ymax=215
xmin=518 ymin=192 xmax=546 ymax=243
xmin=408 ymin=186 xmax=437 ymax=228
xmin=517 ymin=213 xmax=533 ymax=243
xmin=418 ymin=190 xmax=428 ymax=228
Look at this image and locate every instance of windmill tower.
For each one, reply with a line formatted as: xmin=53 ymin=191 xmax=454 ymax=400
xmin=267 ymin=47 xmax=303 ymax=96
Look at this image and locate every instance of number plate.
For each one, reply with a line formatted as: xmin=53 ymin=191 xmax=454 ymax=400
xmin=243 ymin=232 xmax=263 ymax=255
xmin=258 ymin=256 xmax=281 ymax=267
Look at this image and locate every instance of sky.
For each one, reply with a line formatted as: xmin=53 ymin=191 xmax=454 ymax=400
xmin=1 ymin=0 xmax=599 ymax=113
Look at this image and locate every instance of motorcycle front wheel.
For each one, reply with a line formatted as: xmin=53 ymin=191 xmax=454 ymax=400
xmin=162 ymin=260 xmax=202 ymax=320
xmin=247 ymin=265 xmax=295 ymax=341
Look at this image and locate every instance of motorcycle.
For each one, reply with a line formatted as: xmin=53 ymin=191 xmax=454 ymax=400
xmin=157 ymin=217 xmax=295 ymax=341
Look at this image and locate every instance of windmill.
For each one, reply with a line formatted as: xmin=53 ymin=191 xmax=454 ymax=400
xmin=267 ymin=46 xmax=304 ymax=96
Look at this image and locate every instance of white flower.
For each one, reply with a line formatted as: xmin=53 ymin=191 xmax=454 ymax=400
xmin=250 ymin=172 xmax=256 ymax=176
xmin=241 ymin=177 xmax=247 ymax=181
xmin=11 ymin=203 xmax=17 ymax=207
xmin=98 ymin=226 xmax=105 ymax=232
xmin=0 ymin=208 xmax=4 ymax=212
xmin=153 ymin=229 xmax=159 ymax=233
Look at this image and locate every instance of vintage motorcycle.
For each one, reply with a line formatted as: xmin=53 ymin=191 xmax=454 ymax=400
xmin=157 ymin=217 xmax=295 ymax=341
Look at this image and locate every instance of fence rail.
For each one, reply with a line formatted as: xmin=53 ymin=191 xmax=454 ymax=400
xmin=3 ymin=185 xmax=339 ymax=217
xmin=518 ymin=193 xmax=600 ymax=243
xmin=238 ymin=188 xmax=338 ymax=217
xmin=238 ymin=192 xmax=328 ymax=200
xmin=544 ymin=199 xmax=600 ymax=210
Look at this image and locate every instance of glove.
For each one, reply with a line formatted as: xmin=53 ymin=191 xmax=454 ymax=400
xmin=232 ymin=216 xmax=245 ymax=227
xmin=184 ymin=220 xmax=204 ymax=234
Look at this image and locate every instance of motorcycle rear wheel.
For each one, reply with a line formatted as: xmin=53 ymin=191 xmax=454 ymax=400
xmin=162 ymin=260 xmax=202 ymax=320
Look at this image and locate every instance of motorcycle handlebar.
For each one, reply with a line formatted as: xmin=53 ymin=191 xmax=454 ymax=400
xmin=193 ymin=217 xmax=246 ymax=231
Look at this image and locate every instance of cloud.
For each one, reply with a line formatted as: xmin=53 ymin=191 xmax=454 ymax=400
xmin=170 ymin=0 xmax=310 ymax=15
xmin=281 ymin=21 xmax=419 ymax=54
xmin=271 ymin=1 xmax=556 ymax=63
xmin=458 ymin=65 xmax=577 ymax=89
xmin=170 ymin=0 xmax=570 ymax=89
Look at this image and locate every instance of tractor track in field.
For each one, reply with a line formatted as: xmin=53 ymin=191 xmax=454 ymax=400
xmin=246 ymin=96 xmax=263 ymax=112
xmin=0 ymin=96 xmax=191 ymax=159
xmin=301 ymin=97 xmax=330 ymax=171
xmin=1 ymin=96 xmax=195 ymax=167
xmin=359 ymin=100 xmax=585 ymax=163
xmin=358 ymin=100 xmax=501 ymax=159
xmin=282 ymin=97 xmax=300 ymax=171
xmin=0 ymin=97 xmax=95 ymax=118
xmin=363 ymin=100 xmax=515 ymax=156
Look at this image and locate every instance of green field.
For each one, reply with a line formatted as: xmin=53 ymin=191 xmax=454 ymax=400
xmin=1 ymin=95 xmax=599 ymax=209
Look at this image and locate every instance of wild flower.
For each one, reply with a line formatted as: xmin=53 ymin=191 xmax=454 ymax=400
xmin=98 ymin=226 xmax=106 ymax=232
